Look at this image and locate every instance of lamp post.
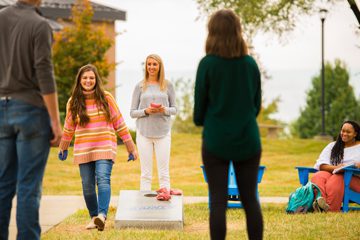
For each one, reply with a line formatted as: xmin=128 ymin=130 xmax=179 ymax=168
xmin=320 ymin=8 xmax=328 ymax=136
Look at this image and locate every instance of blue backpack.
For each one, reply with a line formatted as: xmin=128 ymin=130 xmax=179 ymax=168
xmin=286 ymin=182 xmax=321 ymax=213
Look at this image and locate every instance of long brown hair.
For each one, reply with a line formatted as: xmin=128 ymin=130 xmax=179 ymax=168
xmin=142 ymin=54 xmax=167 ymax=91
xmin=69 ymin=64 xmax=111 ymax=127
xmin=206 ymin=9 xmax=248 ymax=58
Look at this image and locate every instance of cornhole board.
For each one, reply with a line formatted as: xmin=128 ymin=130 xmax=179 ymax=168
xmin=115 ymin=190 xmax=183 ymax=230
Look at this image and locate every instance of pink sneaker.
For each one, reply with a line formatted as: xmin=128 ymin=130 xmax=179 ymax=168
xmin=156 ymin=187 xmax=168 ymax=194
xmin=156 ymin=189 xmax=171 ymax=201
xmin=170 ymin=189 xmax=183 ymax=195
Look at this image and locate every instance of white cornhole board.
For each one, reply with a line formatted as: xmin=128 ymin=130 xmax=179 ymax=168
xmin=115 ymin=190 xmax=183 ymax=230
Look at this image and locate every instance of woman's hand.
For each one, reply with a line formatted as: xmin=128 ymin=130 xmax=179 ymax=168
xmin=145 ymin=105 xmax=164 ymax=114
xmin=355 ymin=162 xmax=360 ymax=168
xmin=157 ymin=106 xmax=165 ymax=113
xmin=58 ymin=149 xmax=68 ymax=161
xmin=130 ymin=150 xmax=138 ymax=160
xmin=336 ymin=163 xmax=346 ymax=168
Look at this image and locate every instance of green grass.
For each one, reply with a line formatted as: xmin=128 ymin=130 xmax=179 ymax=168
xmin=42 ymin=133 xmax=360 ymax=239
xmin=43 ymin=133 xmax=328 ymax=197
xmin=42 ymin=203 xmax=360 ymax=240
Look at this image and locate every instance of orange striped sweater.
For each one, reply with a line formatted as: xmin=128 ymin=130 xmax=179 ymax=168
xmin=59 ymin=91 xmax=134 ymax=164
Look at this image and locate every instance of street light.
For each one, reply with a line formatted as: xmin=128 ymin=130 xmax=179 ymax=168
xmin=320 ymin=8 xmax=328 ymax=136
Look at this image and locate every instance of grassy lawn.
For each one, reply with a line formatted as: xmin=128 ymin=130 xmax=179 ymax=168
xmin=43 ymin=133 xmax=360 ymax=239
xmin=43 ymin=133 xmax=328 ymax=197
xmin=43 ymin=203 xmax=360 ymax=240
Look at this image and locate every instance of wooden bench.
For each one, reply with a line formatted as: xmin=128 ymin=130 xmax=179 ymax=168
xmin=259 ymin=124 xmax=284 ymax=138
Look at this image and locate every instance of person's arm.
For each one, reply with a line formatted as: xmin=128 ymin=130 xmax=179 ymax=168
xmin=253 ymin=62 xmax=262 ymax=117
xmin=313 ymin=142 xmax=335 ymax=172
xmin=35 ymin=20 xmax=62 ymax=146
xmin=107 ymin=93 xmax=138 ymax=160
xmin=193 ymin=59 xmax=208 ymax=126
xmin=58 ymin=99 xmax=75 ymax=151
xmin=42 ymin=92 xmax=62 ymax=147
xmin=319 ymin=164 xmax=338 ymax=172
xmin=163 ymin=81 xmax=177 ymax=116
xmin=130 ymin=83 xmax=148 ymax=118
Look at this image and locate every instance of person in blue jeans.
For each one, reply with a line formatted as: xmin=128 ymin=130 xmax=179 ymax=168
xmin=0 ymin=0 xmax=62 ymax=239
xmin=58 ymin=64 xmax=137 ymax=231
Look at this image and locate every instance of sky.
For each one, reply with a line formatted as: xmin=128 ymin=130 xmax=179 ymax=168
xmin=93 ymin=0 xmax=360 ymax=126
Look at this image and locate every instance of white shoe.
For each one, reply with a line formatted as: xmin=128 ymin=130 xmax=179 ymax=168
xmin=317 ymin=197 xmax=330 ymax=212
xmin=94 ymin=214 xmax=106 ymax=231
xmin=85 ymin=217 xmax=97 ymax=230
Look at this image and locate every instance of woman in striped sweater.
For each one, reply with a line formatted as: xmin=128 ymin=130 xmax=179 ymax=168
xmin=58 ymin=64 xmax=137 ymax=231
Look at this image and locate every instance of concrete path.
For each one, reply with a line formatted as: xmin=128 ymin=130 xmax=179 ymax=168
xmin=9 ymin=195 xmax=287 ymax=239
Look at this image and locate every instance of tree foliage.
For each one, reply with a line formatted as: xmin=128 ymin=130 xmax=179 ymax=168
xmin=172 ymin=78 xmax=281 ymax=134
xmin=195 ymin=0 xmax=338 ymax=38
xmin=292 ymin=59 xmax=360 ymax=138
xmin=257 ymin=96 xmax=281 ymax=124
xmin=172 ymin=78 xmax=202 ymax=134
xmin=52 ymin=0 xmax=114 ymax=119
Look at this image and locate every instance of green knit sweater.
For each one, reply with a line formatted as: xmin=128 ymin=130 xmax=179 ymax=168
xmin=194 ymin=54 xmax=261 ymax=161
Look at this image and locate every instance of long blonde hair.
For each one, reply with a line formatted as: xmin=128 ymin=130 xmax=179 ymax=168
xmin=206 ymin=9 xmax=248 ymax=58
xmin=142 ymin=54 xmax=167 ymax=91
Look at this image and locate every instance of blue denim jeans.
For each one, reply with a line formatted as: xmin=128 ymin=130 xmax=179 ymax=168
xmin=79 ymin=160 xmax=113 ymax=218
xmin=0 ymin=99 xmax=51 ymax=240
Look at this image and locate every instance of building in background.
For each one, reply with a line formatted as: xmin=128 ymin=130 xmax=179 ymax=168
xmin=0 ymin=0 xmax=126 ymax=97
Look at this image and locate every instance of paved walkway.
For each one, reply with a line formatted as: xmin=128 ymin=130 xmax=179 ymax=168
xmin=9 ymin=195 xmax=287 ymax=239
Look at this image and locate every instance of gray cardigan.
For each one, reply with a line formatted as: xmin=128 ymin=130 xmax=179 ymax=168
xmin=130 ymin=81 xmax=177 ymax=138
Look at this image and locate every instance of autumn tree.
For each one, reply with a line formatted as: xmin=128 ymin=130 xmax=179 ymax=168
xmin=52 ymin=0 xmax=114 ymax=119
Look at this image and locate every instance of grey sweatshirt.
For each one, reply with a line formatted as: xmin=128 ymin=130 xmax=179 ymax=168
xmin=0 ymin=2 xmax=56 ymax=107
xmin=130 ymin=81 xmax=177 ymax=138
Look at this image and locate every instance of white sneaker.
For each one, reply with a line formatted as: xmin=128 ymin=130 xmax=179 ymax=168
xmin=317 ymin=197 xmax=330 ymax=212
xmin=85 ymin=217 xmax=97 ymax=230
xmin=94 ymin=214 xmax=106 ymax=231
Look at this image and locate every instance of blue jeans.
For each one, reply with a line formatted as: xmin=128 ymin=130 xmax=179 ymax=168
xmin=0 ymin=99 xmax=51 ymax=240
xmin=79 ymin=160 xmax=113 ymax=218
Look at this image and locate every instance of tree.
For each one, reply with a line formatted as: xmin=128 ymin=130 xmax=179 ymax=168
xmin=52 ymin=0 xmax=114 ymax=119
xmin=195 ymin=0 xmax=339 ymax=38
xmin=172 ymin=78 xmax=202 ymax=134
xmin=257 ymin=97 xmax=281 ymax=124
xmin=292 ymin=59 xmax=360 ymax=138
xmin=172 ymin=77 xmax=282 ymax=134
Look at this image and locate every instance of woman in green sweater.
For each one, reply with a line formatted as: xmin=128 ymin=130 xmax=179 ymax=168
xmin=194 ymin=9 xmax=263 ymax=240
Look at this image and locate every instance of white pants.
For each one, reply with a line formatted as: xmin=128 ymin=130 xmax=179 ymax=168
xmin=136 ymin=131 xmax=171 ymax=191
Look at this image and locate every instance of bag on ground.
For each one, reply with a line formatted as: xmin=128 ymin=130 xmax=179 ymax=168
xmin=286 ymin=181 xmax=321 ymax=214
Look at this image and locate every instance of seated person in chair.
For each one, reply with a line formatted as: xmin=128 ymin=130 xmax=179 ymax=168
xmin=312 ymin=120 xmax=360 ymax=212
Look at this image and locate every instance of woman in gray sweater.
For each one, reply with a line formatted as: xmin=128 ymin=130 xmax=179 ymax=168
xmin=130 ymin=54 xmax=177 ymax=200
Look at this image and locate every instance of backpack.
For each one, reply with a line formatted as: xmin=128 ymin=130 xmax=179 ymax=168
xmin=286 ymin=181 xmax=321 ymax=214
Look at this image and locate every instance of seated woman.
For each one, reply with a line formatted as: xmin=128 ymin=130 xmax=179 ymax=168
xmin=312 ymin=120 xmax=360 ymax=212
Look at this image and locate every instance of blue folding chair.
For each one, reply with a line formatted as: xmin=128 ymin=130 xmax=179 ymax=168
xmin=201 ymin=161 xmax=266 ymax=208
xmin=295 ymin=166 xmax=360 ymax=212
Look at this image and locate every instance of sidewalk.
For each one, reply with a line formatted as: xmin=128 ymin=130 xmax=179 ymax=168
xmin=9 ymin=195 xmax=287 ymax=239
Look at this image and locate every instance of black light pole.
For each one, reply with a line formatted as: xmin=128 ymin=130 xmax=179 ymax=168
xmin=320 ymin=8 xmax=328 ymax=136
